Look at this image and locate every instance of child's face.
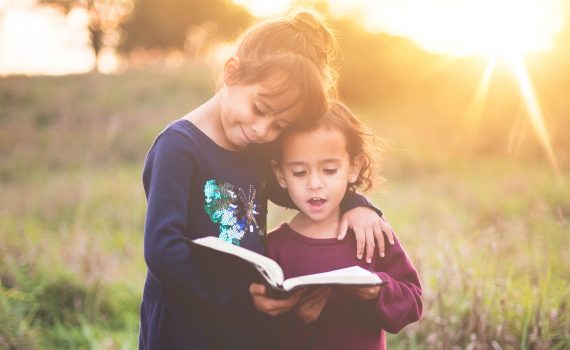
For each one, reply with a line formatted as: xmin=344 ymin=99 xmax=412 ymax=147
xmin=273 ymin=127 xmax=361 ymax=223
xmin=219 ymin=71 xmax=303 ymax=150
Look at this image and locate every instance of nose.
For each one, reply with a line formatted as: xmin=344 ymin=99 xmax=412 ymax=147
xmin=251 ymin=119 xmax=272 ymax=141
xmin=307 ymin=172 xmax=323 ymax=190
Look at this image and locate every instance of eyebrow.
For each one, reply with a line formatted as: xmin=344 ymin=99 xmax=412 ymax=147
xmin=285 ymin=159 xmax=341 ymax=167
xmin=285 ymin=161 xmax=306 ymax=167
xmin=321 ymin=158 xmax=342 ymax=164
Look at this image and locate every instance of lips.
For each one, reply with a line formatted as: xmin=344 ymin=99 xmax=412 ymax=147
xmin=240 ymin=125 xmax=255 ymax=144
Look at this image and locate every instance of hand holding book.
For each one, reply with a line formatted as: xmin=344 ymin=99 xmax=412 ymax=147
xmin=342 ymin=285 xmax=381 ymax=301
xmin=295 ymin=286 xmax=331 ymax=323
xmin=249 ymin=282 xmax=304 ymax=316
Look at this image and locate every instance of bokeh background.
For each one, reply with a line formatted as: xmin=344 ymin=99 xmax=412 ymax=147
xmin=1 ymin=0 xmax=569 ymax=349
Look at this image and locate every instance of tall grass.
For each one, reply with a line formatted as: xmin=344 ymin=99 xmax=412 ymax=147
xmin=369 ymin=165 xmax=570 ymax=349
xmin=1 ymin=64 xmax=568 ymax=349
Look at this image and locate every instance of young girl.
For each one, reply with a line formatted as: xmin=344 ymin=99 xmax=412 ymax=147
xmin=139 ymin=10 xmax=393 ymax=350
xmin=267 ymin=100 xmax=423 ymax=350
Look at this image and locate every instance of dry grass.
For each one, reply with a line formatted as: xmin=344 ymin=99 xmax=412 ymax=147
xmin=1 ymin=64 xmax=569 ymax=349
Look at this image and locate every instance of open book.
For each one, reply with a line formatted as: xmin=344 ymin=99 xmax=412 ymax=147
xmin=190 ymin=236 xmax=383 ymax=295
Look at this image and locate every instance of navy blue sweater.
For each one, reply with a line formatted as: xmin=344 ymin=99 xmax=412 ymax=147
xmin=139 ymin=119 xmax=381 ymax=350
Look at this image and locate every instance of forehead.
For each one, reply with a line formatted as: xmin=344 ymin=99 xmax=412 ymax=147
xmin=281 ymin=127 xmax=348 ymax=163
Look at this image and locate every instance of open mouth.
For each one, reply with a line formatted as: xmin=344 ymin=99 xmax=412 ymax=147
xmin=308 ymin=197 xmax=326 ymax=209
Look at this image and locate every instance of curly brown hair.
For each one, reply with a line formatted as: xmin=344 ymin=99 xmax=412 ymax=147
xmin=275 ymin=99 xmax=383 ymax=193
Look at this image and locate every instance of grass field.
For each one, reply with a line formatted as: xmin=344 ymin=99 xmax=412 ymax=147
xmin=1 ymin=64 xmax=568 ymax=349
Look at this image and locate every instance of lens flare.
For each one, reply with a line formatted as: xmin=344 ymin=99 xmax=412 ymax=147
xmin=460 ymin=58 xmax=496 ymax=147
xmin=334 ymin=0 xmax=566 ymax=58
xmin=507 ymin=56 xmax=561 ymax=179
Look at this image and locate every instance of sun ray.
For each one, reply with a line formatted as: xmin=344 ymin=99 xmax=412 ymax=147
xmin=464 ymin=58 xmax=496 ymax=126
xmin=458 ymin=57 xmax=496 ymax=152
xmin=507 ymin=55 xmax=561 ymax=180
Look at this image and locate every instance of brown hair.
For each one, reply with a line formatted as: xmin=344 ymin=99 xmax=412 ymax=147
xmin=228 ymin=9 xmax=337 ymax=127
xmin=275 ymin=99 xmax=382 ymax=193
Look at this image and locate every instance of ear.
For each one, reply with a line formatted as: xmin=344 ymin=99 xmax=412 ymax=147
xmin=348 ymin=155 xmax=364 ymax=184
xmin=271 ymin=160 xmax=287 ymax=189
xmin=223 ymin=55 xmax=241 ymax=86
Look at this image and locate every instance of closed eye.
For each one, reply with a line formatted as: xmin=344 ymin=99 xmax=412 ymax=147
xmin=273 ymin=123 xmax=286 ymax=131
xmin=323 ymin=168 xmax=338 ymax=175
xmin=292 ymin=170 xmax=307 ymax=177
xmin=253 ymin=104 xmax=265 ymax=116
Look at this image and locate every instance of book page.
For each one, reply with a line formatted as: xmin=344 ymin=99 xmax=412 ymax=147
xmin=282 ymin=266 xmax=382 ymax=291
xmin=192 ymin=236 xmax=284 ymax=287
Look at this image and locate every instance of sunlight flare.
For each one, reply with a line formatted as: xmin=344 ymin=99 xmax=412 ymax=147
xmin=232 ymin=0 xmax=291 ymax=17
xmin=507 ymin=56 xmax=561 ymax=178
xmin=330 ymin=0 xmax=565 ymax=58
xmin=461 ymin=58 xmax=497 ymax=146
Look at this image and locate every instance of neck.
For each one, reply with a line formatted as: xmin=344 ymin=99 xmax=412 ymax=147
xmin=183 ymin=93 xmax=226 ymax=145
xmin=289 ymin=208 xmax=341 ymax=239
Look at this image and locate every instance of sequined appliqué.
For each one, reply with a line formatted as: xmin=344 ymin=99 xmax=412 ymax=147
xmin=204 ymin=179 xmax=263 ymax=245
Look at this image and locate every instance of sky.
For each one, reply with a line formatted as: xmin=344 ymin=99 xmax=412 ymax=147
xmin=0 ymin=0 xmax=566 ymax=75
xmin=0 ymin=1 xmax=95 ymax=75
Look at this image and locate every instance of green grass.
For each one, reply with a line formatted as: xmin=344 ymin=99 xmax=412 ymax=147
xmin=1 ymin=64 xmax=569 ymax=349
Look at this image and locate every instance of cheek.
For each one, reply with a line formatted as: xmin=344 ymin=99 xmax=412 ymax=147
xmin=285 ymin=178 xmax=305 ymax=198
xmin=224 ymin=99 xmax=251 ymax=125
xmin=233 ymin=106 xmax=251 ymax=124
xmin=270 ymin=129 xmax=284 ymax=142
xmin=328 ymin=172 xmax=351 ymax=190
xmin=259 ymin=129 xmax=282 ymax=144
xmin=288 ymin=186 xmax=306 ymax=204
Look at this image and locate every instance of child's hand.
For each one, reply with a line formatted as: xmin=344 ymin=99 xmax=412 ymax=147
xmin=343 ymin=285 xmax=381 ymax=301
xmin=249 ymin=283 xmax=304 ymax=316
xmin=295 ymin=287 xmax=331 ymax=324
xmin=338 ymin=208 xmax=395 ymax=263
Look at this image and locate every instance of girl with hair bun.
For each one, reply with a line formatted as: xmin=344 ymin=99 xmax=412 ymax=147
xmin=138 ymin=9 xmax=393 ymax=350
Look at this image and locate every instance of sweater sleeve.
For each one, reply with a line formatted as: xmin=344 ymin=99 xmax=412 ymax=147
xmin=355 ymin=234 xmax=423 ymax=334
xmin=142 ymin=129 xmax=238 ymax=305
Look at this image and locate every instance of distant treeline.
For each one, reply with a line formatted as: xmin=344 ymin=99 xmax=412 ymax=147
xmin=37 ymin=0 xmax=570 ymax=148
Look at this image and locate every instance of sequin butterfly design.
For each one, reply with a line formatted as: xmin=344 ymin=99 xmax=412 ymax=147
xmin=203 ymin=179 xmax=263 ymax=245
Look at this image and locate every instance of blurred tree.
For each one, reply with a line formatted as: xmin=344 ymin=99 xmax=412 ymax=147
xmin=119 ymin=0 xmax=252 ymax=53
xmin=288 ymin=0 xmax=445 ymax=105
xmin=37 ymin=0 xmax=134 ymax=71
xmin=330 ymin=18 xmax=444 ymax=105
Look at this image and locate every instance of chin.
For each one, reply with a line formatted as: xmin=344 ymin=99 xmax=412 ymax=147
xmin=304 ymin=212 xmax=332 ymax=223
xmin=230 ymin=136 xmax=246 ymax=149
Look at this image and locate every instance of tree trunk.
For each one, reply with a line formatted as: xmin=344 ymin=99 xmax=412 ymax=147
xmin=89 ymin=26 xmax=103 ymax=72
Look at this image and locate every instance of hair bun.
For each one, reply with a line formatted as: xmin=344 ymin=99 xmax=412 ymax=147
xmin=286 ymin=9 xmax=335 ymax=65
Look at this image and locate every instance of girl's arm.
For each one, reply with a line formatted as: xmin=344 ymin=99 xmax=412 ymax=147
xmin=345 ymin=234 xmax=423 ymax=334
xmin=143 ymin=128 xmax=246 ymax=307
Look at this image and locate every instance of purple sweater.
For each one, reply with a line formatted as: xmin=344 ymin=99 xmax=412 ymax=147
xmin=266 ymin=223 xmax=422 ymax=350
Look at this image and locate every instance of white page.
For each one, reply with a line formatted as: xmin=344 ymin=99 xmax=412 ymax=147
xmin=282 ymin=266 xmax=382 ymax=291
